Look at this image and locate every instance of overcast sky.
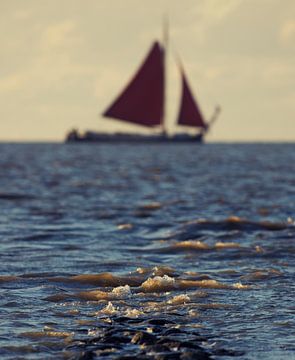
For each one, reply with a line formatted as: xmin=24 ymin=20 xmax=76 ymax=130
xmin=0 ymin=0 xmax=294 ymax=141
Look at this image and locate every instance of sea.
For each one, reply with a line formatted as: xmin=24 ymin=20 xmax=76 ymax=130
xmin=0 ymin=143 xmax=294 ymax=360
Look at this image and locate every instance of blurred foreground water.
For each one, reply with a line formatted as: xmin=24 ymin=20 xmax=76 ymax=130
xmin=0 ymin=143 xmax=294 ymax=359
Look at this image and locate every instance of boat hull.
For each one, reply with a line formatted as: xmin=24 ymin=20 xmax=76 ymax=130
xmin=65 ymin=131 xmax=204 ymax=143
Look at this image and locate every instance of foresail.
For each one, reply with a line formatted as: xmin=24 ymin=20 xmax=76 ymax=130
xmin=177 ymin=69 xmax=207 ymax=129
xmin=103 ymin=42 xmax=164 ymax=127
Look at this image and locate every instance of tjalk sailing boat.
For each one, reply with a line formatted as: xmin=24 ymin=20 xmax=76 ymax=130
xmin=66 ymin=26 xmax=220 ymax=143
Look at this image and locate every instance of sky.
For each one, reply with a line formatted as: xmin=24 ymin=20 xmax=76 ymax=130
xmin=0 ymin=0 xmax=294 ymax=142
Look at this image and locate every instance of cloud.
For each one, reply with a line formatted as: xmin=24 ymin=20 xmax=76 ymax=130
xmin=173 ymin=0 xmax=243 ymax=43
xmin=280 ymin=19 xmax=295 ymax=45
xmin=0 ymin=73 xmax=26 ymax=93
xmin=41 ymin=20 xmax=79 ymax=52
xmin=94 ymin=67 xmax=124 ymax=99
xmin=197 ymin=0 xmax=243 ymax=22
xmin=0 ymin=18 xmax=93 ymax=98
xmin=13 ymin=9 xmax=32 ymax=20
xmin=262 ymin=60 xmax=295 ymax=86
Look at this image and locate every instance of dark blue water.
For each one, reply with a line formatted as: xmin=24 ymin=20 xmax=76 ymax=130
xmin=0 ymin=143 xmax=294 ymax=359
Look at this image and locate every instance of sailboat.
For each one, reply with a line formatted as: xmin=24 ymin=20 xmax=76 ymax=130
xmin=66 ymin=29 xmax=220 ymax=143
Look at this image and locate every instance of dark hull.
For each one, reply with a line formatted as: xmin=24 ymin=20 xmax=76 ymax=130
xmin=65 ymin=131 xmax=204 ymax=143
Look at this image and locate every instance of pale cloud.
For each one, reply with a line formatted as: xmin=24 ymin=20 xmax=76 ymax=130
xmin=41 ymin=20 xmax=79 ymax=52
xmin=261 ymin=59 xmax=295 ymax=88
xmin=173 ymin=0 xmax=243 ymax=43
xmin=280 ymin=19 xmax=295 ymax=45
xmin=281 ymin=91 xmax=295 ymax=106
xmin=0 ymin=73 xmax=26 ymax=93
xmin=0 ymin=18 xmax=93 ymax=98
xmin=197 ymin=0 xmax=243 ymax=22
xmin=0 ymin=54 xmax=92 ymax=100
xmin=203 ymin=66 xmax=225 ymax=80
xmin=13 ymin=9 xmax=32 ymax=20
xmin=94 ymin=67 xmax=125 ymax=99
xmin=18 ymin=19 xmax=92 ymax=92
xmin=29 ymin=52 xmax=93 ymax=85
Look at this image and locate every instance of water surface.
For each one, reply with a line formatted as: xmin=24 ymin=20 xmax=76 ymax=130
xmin=0 ymin=143 xmax=294 ymax=359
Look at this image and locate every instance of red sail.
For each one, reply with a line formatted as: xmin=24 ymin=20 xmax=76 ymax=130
xmin=103 ymin=42 xmax=164 ymax=127
xmin=177 ymin=69 xmax=207 ymax=128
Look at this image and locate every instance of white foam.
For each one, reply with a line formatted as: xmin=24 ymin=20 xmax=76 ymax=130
xmin=141 ymin=275 xmax=176 ymax=292
xmin=168 ymin=294 xmax=190 ymax=305
xmin=112 ymin=285 xmax=131 ymax=297
xmin=101 ymin=301 xmax=118 ymax=315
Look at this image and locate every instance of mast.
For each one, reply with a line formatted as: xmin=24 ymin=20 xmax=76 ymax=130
xmin=162 ymin=15 xmax=169 ymax=135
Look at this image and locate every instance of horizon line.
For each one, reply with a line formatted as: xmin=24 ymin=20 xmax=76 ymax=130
xmin=1 ymin=139 xmax=295 ymax=144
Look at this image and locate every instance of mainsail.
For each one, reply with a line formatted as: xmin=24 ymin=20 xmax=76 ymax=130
xmin=177 ymin=69 xmax=207 ymax=129
xmin=103 ymin=41 xmax=164 ymax=127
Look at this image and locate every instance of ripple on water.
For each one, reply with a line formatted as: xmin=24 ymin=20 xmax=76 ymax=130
xmin=1 ymin=143 xmax=295 ymax=359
